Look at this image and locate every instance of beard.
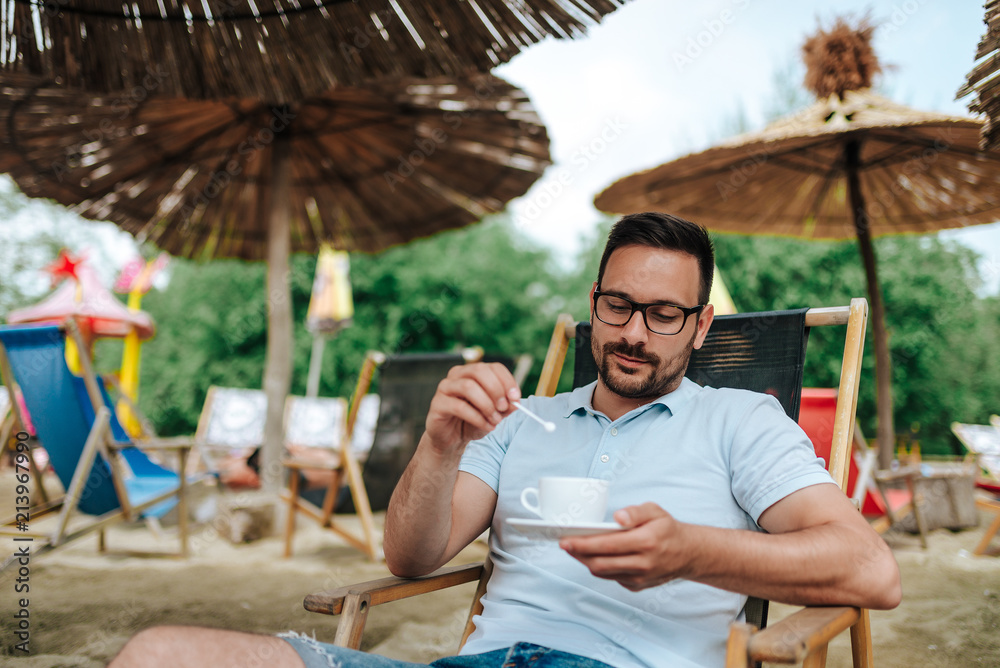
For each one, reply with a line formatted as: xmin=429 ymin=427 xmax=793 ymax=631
xmin=592 ymin=332 xmax=696 ymax=400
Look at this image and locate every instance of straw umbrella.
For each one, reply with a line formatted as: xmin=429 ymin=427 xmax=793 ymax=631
xmin=0 ymin=0 xmax=627 ymax=104
xmin=958 ymin=0 xmax=1000 ymax=149
xmin=595 ymin=20 xmax=1000 ymax=467
xmin=0 ymin=72 xmax=551 ymax=491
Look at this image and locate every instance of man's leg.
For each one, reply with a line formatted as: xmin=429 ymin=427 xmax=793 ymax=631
xmin=109 ymin=626 xmax=305 ymax=668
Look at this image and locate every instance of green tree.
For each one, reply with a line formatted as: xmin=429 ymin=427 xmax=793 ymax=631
xmin=713 ymin=233 xmax=1000 ymax=456
xmin=137 ymin=216 xmax=568 ymax=435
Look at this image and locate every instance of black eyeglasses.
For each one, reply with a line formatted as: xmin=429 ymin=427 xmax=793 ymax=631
xmin=593 ymin=291 xmax=705 ymax=336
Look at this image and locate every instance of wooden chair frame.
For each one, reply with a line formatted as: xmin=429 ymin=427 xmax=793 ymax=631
xmin=302 ymin=300 xmax=872 ymax=668
xmin=282 ymin=351 xmax=385 ymax=560
xmin=0 ymin=321 xmax=192 ymax=568
xmin=282 ymin=348 xmax=488 ymax=561
xmin=950 ymin=419 xmax=1000 ymax=556
xmin=0 ymin=387 xmax=55 ymax=515
xmin=844 ymin=422 xmax=930 ymax=549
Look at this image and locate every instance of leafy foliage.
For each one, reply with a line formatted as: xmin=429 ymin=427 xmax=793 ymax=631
xmin=1 ymin=192 xmax=997 ymax=457
xmin=713 ymin=233 xmax=1000 ymax=455
xmin=136 ymin=217 xmax=568 ymax=435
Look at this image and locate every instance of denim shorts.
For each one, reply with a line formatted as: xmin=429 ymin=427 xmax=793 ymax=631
xmin=279 ymin=634 xmax=615 ymax=668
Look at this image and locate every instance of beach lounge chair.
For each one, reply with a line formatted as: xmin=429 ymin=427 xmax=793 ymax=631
xmin=189 ymin=386 xmax=359 ymax=490
xmin=867 ymin=452 xmax=930 ymax=548
xmin=189 ymin=385 xmax=268 ymax=488
xmin=950 ymin=419 xmax=1000 ymax=556
xmin=0 ymin=322 xmax=193 ymax=567
xmin=282 ymin=348 xmax=491 ymax=560
xmin=302 ymin=300 xmax=875 ymax=667
xmin=0 ymin=384 xmax=53 ymax=509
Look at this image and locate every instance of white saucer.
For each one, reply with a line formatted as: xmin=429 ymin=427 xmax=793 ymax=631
xmin=506 ymin=517 xmax=625 ymax=539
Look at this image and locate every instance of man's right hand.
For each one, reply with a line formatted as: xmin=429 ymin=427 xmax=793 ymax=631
xmin=385 ymin=361 xmax=515 ymax=576
xmin=423 ymin=362 xmax=522 ymax=455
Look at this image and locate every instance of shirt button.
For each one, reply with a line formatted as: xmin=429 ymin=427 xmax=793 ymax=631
xmin=611 ymin=428 xmax=618 ymax=436
xmin=600 ymin=454 xmax=610 ymax=463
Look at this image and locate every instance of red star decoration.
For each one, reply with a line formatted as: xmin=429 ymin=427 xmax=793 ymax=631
xmin=45 ymin=249 xmax=86 ymax=286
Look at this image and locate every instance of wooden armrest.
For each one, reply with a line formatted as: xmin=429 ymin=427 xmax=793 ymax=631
xmin=283 ymin=457 xmax=340 ymax=472
xmin=976 ymin=496 xmax=1000 ymax=510
xmin=873 ymin=465 xmax=922 ymax=483
xmin=304 ymin=561 xmax=485 ymax=616
xmin=119 ymin=436 xmax=195 ymax=451
xmin=747 ymin=606 xmax=861 ymax=663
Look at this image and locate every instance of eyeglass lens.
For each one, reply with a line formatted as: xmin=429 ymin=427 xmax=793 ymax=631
xmin=595 ymin=294 xmax=688 ymax=335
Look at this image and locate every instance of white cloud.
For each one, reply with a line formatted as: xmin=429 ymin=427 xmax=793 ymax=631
xmin=495 ymin=0 xmax=998 ymax=282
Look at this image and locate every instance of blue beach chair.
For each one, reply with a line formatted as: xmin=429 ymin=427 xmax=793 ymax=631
xmin=0 ymin=322 xmax=193 ymax=567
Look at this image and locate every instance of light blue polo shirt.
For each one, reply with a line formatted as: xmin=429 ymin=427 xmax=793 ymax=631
xmin=457 ymin=378 xmax=833 ymax=668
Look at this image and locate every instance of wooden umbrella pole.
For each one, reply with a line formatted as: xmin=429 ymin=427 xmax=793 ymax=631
xmin=261 ymin=134 xmax=294 ymax=495
xmin=845 ymin=139 xmax=895 ymax=469
xmin=306 ymin=334 xmax=327 ymax=398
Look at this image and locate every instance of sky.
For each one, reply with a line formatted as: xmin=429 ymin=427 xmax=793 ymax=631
xmin=492 ymin=0 xmax=1000 ymax=291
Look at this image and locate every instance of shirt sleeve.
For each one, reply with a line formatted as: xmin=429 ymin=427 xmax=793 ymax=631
xmin=728 ymin=392 xmax=835 ymax=523
xmin=458 ymin=410 xmax=524 ymax=492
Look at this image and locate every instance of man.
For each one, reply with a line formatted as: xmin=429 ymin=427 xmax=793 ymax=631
xmin=110 ymin=212 xmax=900 ymax=668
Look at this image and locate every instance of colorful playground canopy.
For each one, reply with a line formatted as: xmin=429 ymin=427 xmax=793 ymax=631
xmin=7 ymin=263 xmax=155 ymax=340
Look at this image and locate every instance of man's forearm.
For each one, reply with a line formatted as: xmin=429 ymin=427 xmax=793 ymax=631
xmin=682 ymin=521 xmax=900 ymax=609
xmin=383 ymin=435 xmax=465 ymax=577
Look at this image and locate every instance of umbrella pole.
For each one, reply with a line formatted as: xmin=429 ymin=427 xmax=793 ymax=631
xmin=261 ymin=135 xmax=294 ymax=496
xmin=845 ymin=140 xmax=895 ymax=469
xmin=306 ymin=335 xmax=327 ymax=397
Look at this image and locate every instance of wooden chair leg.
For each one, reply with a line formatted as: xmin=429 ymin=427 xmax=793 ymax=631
xmin=333 ymin=591 xmax=372 ymax=650
xmin=341 ymin=447 xmax=379 ymax=560
xmin=802 ymin=644 xmax=828 ymax=668
xmin=850 ymin=608 xmax=873 ymax=668
xmin=283 ymin=469 xmax=302 ymax=559
xmin=178 ymin=448 xmax=189 ymax=558
xmin=906 ymin=477 xmax=929 ymax=549
xmin=53 ymin=411 xmax=109 ymax=546
xmin=724 ymin=622 xmax=756 ymax=668
xmin=974 ymin=500 xmax=1000 ymax=556
xmin=25 ymin=442 xmax=50 ymax=504
xmin=319 ymin=470 xmax=342 ymax=527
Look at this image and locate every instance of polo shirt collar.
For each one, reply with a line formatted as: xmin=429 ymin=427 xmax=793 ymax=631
xmin=564 ymin=376 xmax=702 ymax=419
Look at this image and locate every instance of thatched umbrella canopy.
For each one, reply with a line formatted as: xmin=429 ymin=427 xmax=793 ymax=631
xmin=595 ymin=19 xmax=1000 ymax=467
xmin=0 ymin=71 xmax=551 ymax=491
xmin=1 ymin=0 xmax=627 ymax=104
xmin=958 ymin=0 xmax=1000 ymax=149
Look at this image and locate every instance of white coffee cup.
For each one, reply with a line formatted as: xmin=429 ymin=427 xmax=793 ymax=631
xmin=520 ymin=476 xmax=609 ymax=525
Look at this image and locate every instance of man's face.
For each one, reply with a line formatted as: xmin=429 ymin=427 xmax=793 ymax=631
xmin=590 ymin=245 xmax=713 ymax=400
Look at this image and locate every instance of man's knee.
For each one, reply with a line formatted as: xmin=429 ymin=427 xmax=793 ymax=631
xmin=110 ymin=625 xmax=192 ymax=666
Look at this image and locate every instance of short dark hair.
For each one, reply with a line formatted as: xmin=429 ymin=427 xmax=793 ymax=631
xmin=596 ymin=212 xmax=715 ymax=305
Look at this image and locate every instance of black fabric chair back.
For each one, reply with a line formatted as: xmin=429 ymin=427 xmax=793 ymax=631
xmin=337 ymin=352 xmax=515 ymax=512
xmin=570 ymin=309 xmax=811 ymax=634
xmin=572 ymin=309 xmax=809 ymax=419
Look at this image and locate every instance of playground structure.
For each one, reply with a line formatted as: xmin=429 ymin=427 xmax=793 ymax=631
xmin=2 ymin=250 xmax=165 ymax=442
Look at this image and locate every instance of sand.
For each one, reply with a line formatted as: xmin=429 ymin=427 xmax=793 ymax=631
xmin=1 ymin=476 xmax=999 ymax=668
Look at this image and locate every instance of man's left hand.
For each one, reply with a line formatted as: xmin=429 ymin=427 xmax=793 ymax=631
xmin=559 ymin=503 xmax=691 ymax=592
